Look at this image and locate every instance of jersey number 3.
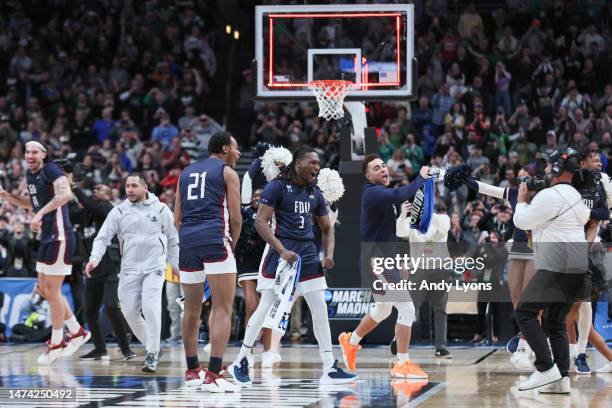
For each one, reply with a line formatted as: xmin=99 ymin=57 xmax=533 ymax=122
xmin=187 ymin=172 xmax=207 ymax=200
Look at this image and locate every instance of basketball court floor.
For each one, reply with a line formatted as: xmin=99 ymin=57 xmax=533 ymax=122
xmin=0 ymin=343 xmax=609 ymax=407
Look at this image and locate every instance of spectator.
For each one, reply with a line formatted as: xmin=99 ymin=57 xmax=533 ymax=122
xmin=386 ymin=148 xmax=412 ymax=185
xmin=92 ymin=107 xmax=116 ymax=146
xmin=458 ymin=4 xmax=483 ymax=40
xmin=151 ymin=113 xmax=180 ymax=148
xmin=431 ymin=84 xmax=455 ymax=136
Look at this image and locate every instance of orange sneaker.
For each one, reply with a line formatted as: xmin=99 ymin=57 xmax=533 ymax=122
xmin=338 ymin=332 xmax=361 ymax=372
xmin=390 ymin=360 xmax=428 ymax=379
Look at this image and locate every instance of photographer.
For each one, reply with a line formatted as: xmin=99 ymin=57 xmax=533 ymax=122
xmin=70 ymin=179 xmax=135 ymax=361
xmin=512 ymin=148 xmax=590 ymax=393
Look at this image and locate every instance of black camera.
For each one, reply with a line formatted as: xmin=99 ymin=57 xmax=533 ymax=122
xmin=572 ymin=169 xmax=599 ymax=197
xmin=517 ymin=176 xmax=546 ymax=192
xmin=54 ymin=153 xmax=85 ymax=182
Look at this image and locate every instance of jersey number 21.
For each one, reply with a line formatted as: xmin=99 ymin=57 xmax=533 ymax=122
xmin=187 ymin=172 xmax=207 ymax=200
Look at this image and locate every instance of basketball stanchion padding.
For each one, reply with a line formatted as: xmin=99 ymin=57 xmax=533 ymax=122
xmin=308 ymin=80 xmax=355 ymax=120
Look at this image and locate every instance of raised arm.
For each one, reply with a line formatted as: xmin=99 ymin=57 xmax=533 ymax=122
xmin=0 ymin=186 xmax=32 ymax=209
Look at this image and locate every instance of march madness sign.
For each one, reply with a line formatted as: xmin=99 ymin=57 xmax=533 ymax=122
xmin=325 ymin=288 xmax=374 ymax=320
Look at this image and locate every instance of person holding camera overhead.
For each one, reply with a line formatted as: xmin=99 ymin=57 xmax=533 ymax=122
xmin=0 ymin=141 xmax=91 ymax=365
xmin=69 ymin=176 xmax=135 ymax=361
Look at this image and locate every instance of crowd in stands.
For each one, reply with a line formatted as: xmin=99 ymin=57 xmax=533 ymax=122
xmin=0 ymin=1 xmax=611 ymax=341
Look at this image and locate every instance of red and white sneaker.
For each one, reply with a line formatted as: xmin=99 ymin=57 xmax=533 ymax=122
xmin=200 ymin=370 xmax=240 ymax=393
xmin=185 ymin=367 xmax=206 ymax=387
xmin=64 ymin=327 xmax=91 ymax=356
xmin=37 ymin=340 xmax=70 ymax=365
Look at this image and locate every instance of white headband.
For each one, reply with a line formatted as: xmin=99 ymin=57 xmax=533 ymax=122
xmin=25 ymin=140 xmax=47 ymax=152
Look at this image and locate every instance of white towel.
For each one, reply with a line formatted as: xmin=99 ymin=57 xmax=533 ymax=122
xmin=263 ymin=257 xmax=301 ymax=335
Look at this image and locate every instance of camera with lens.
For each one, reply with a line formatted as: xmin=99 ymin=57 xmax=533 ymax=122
xmin=54 ymin=153 xmax=85 ymax=182
xmin=517 ymin=176 xmax=546 ymax=192
xmin=572 ymin=169 xmax=599 ymax=197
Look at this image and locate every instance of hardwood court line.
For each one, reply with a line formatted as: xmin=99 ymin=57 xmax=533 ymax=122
xmin=410 ymin=382 xmax=447 ymax=407
xmin=472 ymin=349 xmax=498 ymax=365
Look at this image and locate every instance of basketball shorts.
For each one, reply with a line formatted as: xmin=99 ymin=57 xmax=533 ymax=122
xmin=257 ymin=238 xmax=326 ymax=295
xmin=36 ymin=239 xmax=75 ymax=276
xmin=179 ymin=239 xmax=236 ymax=284
xmin=507 ymin=240 xmax=534 ymax=261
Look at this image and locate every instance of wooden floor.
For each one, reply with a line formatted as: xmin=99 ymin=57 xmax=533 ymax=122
xmin=0 ymin=343 xmax=610 ymax=407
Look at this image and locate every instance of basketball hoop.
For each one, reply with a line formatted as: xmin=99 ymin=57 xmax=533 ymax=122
xmin=308 ymin=80 xmax=355 ymax=121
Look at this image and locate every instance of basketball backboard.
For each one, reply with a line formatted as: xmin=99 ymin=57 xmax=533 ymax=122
xmin=255 ymin=4 xmax=415 ymax=102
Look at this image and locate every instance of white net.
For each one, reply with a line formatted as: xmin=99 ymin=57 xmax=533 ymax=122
xmin=308 ymin=80 xmax=354 ymax=121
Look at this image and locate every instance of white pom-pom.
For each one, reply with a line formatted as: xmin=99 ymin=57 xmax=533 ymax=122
xmin=317 ymin=168 xmax=345 ymax=203
xmin=261 ymin=147 xmax=293 ymax=181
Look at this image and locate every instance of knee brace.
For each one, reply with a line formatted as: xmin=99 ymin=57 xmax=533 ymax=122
xmin=396 ymin=301 xmax=416 ymax=326
xmin=369 ymin=302 xmax=393 ymax=323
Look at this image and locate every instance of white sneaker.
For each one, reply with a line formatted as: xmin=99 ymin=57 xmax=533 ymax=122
xmin=518 ymin=364 xmax=562 ymax=391
xmin=511 ymin=347 xmax=534 ymax=370
xmin=596 ymin=360 xmax=612 ymax=373
xmin=261 ymin=351 xmax=281 ymax=368
xmin=64 ymin=327 xmax=91 ymax=356
xmin=37 ymin=340 xmax=70 ymax=365
xmin=200 ymin=370 xmax=240 ymax=393
xmin=538 ymin=376 xmax=570 ymax=394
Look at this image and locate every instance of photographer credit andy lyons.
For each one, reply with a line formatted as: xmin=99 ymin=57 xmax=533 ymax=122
xmin=369 ymin=253 xmax=492 ymax=293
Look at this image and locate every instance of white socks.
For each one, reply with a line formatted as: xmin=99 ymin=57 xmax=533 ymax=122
xmin=238 ymin=289 xmax=276 ymax=359
xmin=349 ymin=332 xmax=362 ymax=346
xmin=51 ymin=329 xmax=63 ymax=345
xmin=577 ymin=302 xmax=592 ymax=355
xmin=518 ymin=337 xmax=528 ymax=351
xmin=65 ymin=316 xmax=80 ymax=334
xmin=397 ymin=353 xmax=410 ymax=364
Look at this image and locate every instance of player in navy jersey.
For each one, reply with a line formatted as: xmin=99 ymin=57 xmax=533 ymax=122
xmin=565 ymin=149 xmax=612 ymax=374
xmin=339 ymin=154 xmax=430 ymax=379
xmin=0 ymin=141 xmax=90 ymax=364
xmin=229 ymin=147 xmax=357 ymax=386
xmin=174 ymin=132 xmax=242 ymax=392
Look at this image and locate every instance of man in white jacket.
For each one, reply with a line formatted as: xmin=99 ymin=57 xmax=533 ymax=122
xmin=86 ymin=173 xmax=179 ymax=373
xmin=396 ymin=202 xmax=452 ymax=359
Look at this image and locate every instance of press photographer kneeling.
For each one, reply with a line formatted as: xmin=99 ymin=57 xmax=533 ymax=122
xmin=512 ymin=148 xmax=591 ymax=394
xmin=70 ymin=176 xmax=135 ymax=361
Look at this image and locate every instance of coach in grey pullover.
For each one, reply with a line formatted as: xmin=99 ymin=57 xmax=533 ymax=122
xmin=87 ymin=174 xmax=179 ymax=373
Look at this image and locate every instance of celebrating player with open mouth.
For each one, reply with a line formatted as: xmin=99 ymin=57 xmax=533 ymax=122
xmin=339 ymin=154 xmax=430 ymax=379
xmin=0 ymin=141 xmax=90 ymax=364
xmin=229 ymin=147 xmax=357 ymax=386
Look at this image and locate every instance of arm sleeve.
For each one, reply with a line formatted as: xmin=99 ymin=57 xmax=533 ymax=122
xmin=513 ymin=190 xmax=559 ymax=230
xmin=475 ymin=181 xmax=507 ymax=199
xmin=259 ymin=180 xmax=282 ymax=208
xmin=73 ymin=188 xmax=112 ymax=218
xmin=90 ymin=207 xmax=120 ymax=263
xmin=371 ymin=176 xmax=426 ymax=206
xmin=162 ymin=205 xmax=179 ymax=269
